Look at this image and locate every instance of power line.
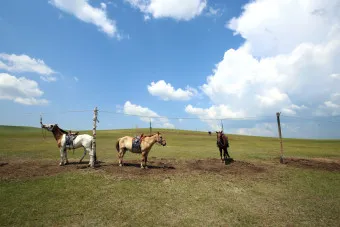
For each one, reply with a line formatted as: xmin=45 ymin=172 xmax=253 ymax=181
xmin=100 ymin=110 xmax=274 ymax=121
xmin=24 ymin=110 xmax=93 ymax=115
xmin=281 ymin=115 xmax=340 ymax=123
xmin=22 ymin=109 xmax=340 ymax=123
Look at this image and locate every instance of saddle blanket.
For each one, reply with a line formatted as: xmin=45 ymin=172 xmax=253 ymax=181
xmin=132 ymin=135 xmax=142 ymax=152
xmin=65 ymin=134 xmax=77 ymax=148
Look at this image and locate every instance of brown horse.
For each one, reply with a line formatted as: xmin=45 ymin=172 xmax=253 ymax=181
xmin=216 ymin=131 xmax=230 ymax=162
xmin=115 ymin=132 xmax=166 ymax=168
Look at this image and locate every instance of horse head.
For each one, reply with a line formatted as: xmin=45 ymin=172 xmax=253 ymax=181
xmin=215 ymin=131 xmax=226 ymax=146
xmin=41 ymin=123 xmax=57 ymax=132
xmin=156 ymin=132 xmax=167 ymax=146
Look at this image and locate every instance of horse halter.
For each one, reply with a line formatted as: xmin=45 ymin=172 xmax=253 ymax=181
xmin=42 ymin=124 xmax=56 ymax=132
xmin=157 ymin=133 xmax=166 ymax=146
xmin=217 ymin=132 xmax=225 ymax=146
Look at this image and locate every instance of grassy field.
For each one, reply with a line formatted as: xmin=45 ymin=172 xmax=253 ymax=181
xmin=0 ymin=125 xmax=339 ymax=226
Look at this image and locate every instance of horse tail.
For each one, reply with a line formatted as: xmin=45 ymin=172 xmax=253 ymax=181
xmin=115 ymin=139 xmax=120 ymax=152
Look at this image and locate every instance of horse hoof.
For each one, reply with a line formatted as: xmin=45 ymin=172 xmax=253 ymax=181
xmin=145 ymin=166 xmax=148 ymax=169
xmin=119 ymin=164 xmax=122 ymax=167
xmin=59 ymin=163 xmax=64 ymax=166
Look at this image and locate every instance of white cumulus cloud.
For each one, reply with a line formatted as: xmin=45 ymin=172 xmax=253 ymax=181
xmin=235 ymin=123 xmax=277 ymax=137
xmin=49 ymin=0 xmax=120 ymax=38
xmin=0 ymin=73 xmax=49 ymax=105
xmin=186 ymin=0 xmax=340 ymax=136
xmin=185 ymin=104 xmax=245 ymax=131
xmin=100 ymin=2 xmax=107 ymax=10
xmin=0 ymin=53 xmax=56 ymax=82
xmin=227 ymin=0 xmax=340 ymax=57
xmin=123 ymin=101 xmax=175 ymax=128
xmin=147 ymin=80 xmax=197 ymax=101
xmin=126 ymin=0 xmax=207 ymax=21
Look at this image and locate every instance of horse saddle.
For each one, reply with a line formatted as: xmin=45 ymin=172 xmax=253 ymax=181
xmin=65 ymin=131 xmax=78 ymax=147
xmin=132 ymin=134 xmax=144 ymax=151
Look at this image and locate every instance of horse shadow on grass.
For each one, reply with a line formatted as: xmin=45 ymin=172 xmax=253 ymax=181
xmin=65 ymin=160 xmax=105 ymax=169
xmin=66 ymin=160 xmax=105 ymax=165
xmin=120 ymin=162 xmax=176 ymax=170
xmin=0 ymin=162 xmax=9 ymax=167
xmin=225 ymin=158 xmax=235 ymax=165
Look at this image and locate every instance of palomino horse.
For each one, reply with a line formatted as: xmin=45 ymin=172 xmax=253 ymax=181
xmin=115 ymin=132 xmax=167 ymax=168
xmin=41 ymin=122 xmax=96 ymax=167
xmin=216 ymin=131 xmax=230 ymax=162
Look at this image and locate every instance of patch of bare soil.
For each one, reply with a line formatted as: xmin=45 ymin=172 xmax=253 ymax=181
xmin=2 ymin=157 xmax=339 ymax=181
xmin=187 ymin=158 xmax=266 ymax=174
xmin=282 ymin=157 xmax=340 ymax=172
xmin=0 ymin=160 xmax=90 ymax=180
xmin=0 ymin=158 xmax=269 ymax=180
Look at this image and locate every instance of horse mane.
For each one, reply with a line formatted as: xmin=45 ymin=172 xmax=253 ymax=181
xmin=143 ymin=133 xmax=158 ymax=137
xmin=54 ymin=125 xmax=68 ymax=134
xmin=59 ymin=128 xmax=68 ymax=134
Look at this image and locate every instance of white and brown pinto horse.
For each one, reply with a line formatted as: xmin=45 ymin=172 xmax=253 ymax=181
xmin=41 ymin=123 xmax=96 ymax=167
xmin=115 ymin=132 xmax=166 ymax=168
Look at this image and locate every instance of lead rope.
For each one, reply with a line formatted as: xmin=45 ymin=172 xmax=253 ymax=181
xmin=41 ymin=127 xmax=46 ymax=140
xmin=40 ymin=115 xmax=46 ymax=140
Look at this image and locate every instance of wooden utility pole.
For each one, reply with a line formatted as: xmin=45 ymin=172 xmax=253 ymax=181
xmin=276 ymin=112 xmax=284 ymax=163
xmin=40 ymin=114 xmax=45 ymax=140
xmin=149 ymin=118 xmax=152 ymax=135
xmin=92 ymin=107 xmax=99 ymax=165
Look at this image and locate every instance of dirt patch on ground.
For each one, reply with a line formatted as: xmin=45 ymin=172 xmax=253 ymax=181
xmin=282 ymin=157 xmax=340 ymax=172
xmin=188 ymin=158 xmax=266 ymax=174
xmin=0 ymin=158 xmax=267 ymax=180
xmin=0 ymin=159 xmax=104 ymax=180
xmin=2 ymin=157 xmax=338 ymax=180
xmin=97 ymin=158 xmax=267 ymax=179
xmin=0 ymin=160 xmax=71 ymax=180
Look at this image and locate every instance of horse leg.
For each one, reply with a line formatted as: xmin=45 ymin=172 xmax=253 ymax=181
xmin=87 ymin=147 xmax=94 ymax=168
xmin=141 ymin=152 xmax=148 ymax=169
xmin=141 ymin=152 xmax=146 ymax=169
xmin=225 ymin=147 xmax=231 ymax=158
xmin=79 ymin=147 xmax=87 ymax=163
xmin=64 ymin=148 xmax=69 ymax=165
xmin=59 ymin=147 xmax=65 ymax=166
xmin=118 ymin=149 xmax=126 ymax=167
xmin=219 ymin=147 xmax=223 ymax=162
xmin=223 ymin=147 xmax=227 ymax=161
xmin=145 ymin=155 xmax=148 ymax=169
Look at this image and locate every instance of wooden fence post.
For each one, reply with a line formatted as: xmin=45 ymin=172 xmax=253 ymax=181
xmin=276 ymin=112 xmax=284 ymax=163
xmin=92 ymin=107 xmax=99 ymax=165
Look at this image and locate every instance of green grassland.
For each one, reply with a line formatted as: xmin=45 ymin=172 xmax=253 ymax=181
xmin=0 ymin=125 xmax=339 ymax=226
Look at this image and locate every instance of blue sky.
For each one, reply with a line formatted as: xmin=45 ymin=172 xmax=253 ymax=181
xmin=1 ymin=0 xmax=340 ymax=139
